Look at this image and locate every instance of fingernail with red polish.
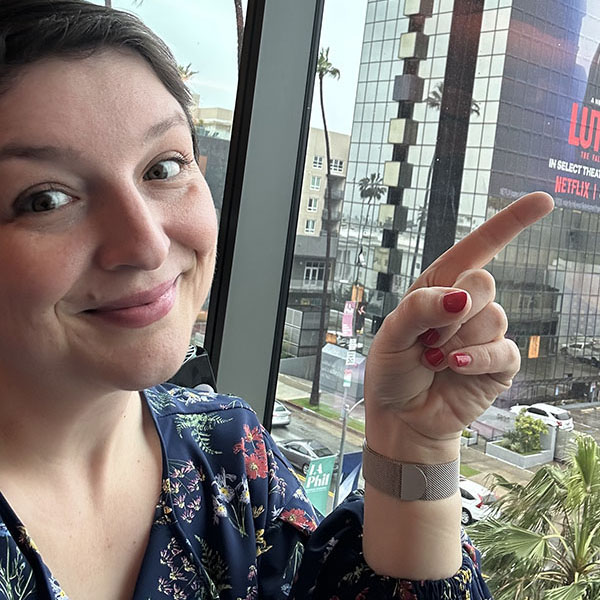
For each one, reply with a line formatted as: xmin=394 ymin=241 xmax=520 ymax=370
xmin=424 ymin=347 xmax=445 ymax=367
xmin=453 ymin=353 xmax=472 ymax=367
xmin=443 ymin=291 xmax=468 ymax=313
xmin=419 ymin=328 xmax=440 ymax=346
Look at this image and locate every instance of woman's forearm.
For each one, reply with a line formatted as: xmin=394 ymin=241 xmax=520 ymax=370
xmin=363 ymin=416 xmax=463 ymax=580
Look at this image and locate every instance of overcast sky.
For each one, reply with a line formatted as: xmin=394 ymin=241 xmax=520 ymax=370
xmin=103 ymin=0 xmax=368 ymax=135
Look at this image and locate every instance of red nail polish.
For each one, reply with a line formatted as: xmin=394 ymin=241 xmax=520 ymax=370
xmin=443 ymin=291 xmax=468 ymax=313
xmin=419 ymin=328 xmax=440 ymax=346
xmin=453 ymin=353 xmax=472 ymax=367
xmin=424 ymin=347 xmax=445 ymax=367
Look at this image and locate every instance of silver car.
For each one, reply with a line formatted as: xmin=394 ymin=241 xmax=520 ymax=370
xmin=278 ymin=439 xmax=336 ymax=475
xmin=271 ymin=401 xmax=291 ymax=427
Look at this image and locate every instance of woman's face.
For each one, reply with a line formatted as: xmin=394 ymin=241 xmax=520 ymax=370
xmin=0 ymin=50 xmax=218 ymax=393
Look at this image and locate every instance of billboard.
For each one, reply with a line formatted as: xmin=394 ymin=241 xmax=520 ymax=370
xmin=488 ymin=0 xmax=600 ymax=212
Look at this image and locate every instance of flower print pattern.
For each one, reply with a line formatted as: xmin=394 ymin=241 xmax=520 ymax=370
xmin=174 ymin=413 xmax=232 ymax=455
xmin=209 ymin=468 xmax=251 ymax=536
xmin=279 ymin=508 xmax=316 ymax=534
xmin=234 ymin=424 xmax=269 ymax=480
xmin=0 ymin=385 xmax=492 ymax=600
xmin=0 ymin=541 xmax=37 ymax=600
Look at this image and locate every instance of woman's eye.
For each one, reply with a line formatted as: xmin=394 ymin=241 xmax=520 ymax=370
xmin=14 ymin=189 xmax=74 ymax=214
xmin=144 ymin=159 xmax=183 ymax=181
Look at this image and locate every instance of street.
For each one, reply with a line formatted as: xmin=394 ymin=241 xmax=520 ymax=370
xmin=270 ymin=404 xmax=363 ymax=466
xmin=571 ymin=405 xmax=600 ymax=443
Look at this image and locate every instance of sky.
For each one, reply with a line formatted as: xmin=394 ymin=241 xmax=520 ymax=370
xmin=99 ymin=0 xmax=368 ymax=135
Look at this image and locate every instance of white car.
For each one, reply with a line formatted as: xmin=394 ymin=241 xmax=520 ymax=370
xmin=510 ymin=402 xmax=574 ymax=431
xmin=459 ymin=477 xmax=498 ymax=525
xmin=560 ymin=338 xmax=600 ymax=366
xmin=271 ymin=401 xmax=291 ymax=427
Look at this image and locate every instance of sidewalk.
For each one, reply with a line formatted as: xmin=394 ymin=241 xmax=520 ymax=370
xmin=277 ymin=373 xmax=365 ymax=424
xmin=277 ymin=373 xmax=538 ymax=490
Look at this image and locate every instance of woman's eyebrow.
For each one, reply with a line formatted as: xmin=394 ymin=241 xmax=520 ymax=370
xmin=143 ymin=112 xmax=189 ymax=143
xmin=0 ymin=144 xmax=81 ymax=163
xmin=0 ymin=113 xmax=190 ymax=162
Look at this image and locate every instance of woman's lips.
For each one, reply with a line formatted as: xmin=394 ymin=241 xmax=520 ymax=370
xmin=85 ymin=279 xmax=178 ymax=328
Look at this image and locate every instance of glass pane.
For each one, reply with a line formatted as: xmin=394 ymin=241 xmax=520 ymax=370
xmin=275 ymin=2 xmax=600 ymax=572
xmin=99 ymin=0 xmax=246 ymax=348
xmin=273 ymin=0 xmax=369 ymax=514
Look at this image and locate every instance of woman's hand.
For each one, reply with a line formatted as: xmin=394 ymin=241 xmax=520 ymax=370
xmin=364 ymin=192 xmax=554 ymax=461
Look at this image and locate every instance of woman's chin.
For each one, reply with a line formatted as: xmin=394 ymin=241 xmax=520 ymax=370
xmin=84 ymin=337 xmax=193 ymax=393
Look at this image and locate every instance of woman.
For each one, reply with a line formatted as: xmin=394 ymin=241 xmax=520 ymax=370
xmin=0 ymin=1 xmax=553 ymax=598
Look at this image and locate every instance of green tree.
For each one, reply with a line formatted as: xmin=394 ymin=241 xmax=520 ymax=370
xmin=502 ymin=411 xmax=549 ymax=454
xmin=355 ymin=173 xmax=387 ymax=280
xmin=471 ymin=435 xmax=600 ymax=600
xmin=309 ymin=47 xmax=340 ymax=407
xmin=178 ymin=63 xmax=197 ymax=83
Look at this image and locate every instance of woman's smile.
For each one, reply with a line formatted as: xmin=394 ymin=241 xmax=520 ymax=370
xmin=84 ymin=277 xmax=179 ymax=329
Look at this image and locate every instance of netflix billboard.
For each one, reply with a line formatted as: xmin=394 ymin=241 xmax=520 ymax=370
xmin=488 ymin=0 xmax=600 ymax=212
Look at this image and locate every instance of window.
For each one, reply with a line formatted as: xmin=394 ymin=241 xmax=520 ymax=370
xmin=330 ymin=158 xmax=344 ymax=173
xmin=259 ymin=0 xmax=600 ymax=544
xmin=304 ymin=261 xmax=325 ymax=284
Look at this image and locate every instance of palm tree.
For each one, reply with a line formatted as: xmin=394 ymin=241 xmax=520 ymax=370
xmin=425 ymin=81 xmax=480 ymax=116
xmin=178 ymin=63 xmax=197 ymax=83
xmin=355 ymin=173 xmax=386 ymax=282
xmin=470 ymin=435 xmax=600 ymax=600
xmin=408 ymin=81 xmax=481 ymax=283
xmin=309 ymin=47 xmax=340 ymax=408
xmin=233 ymin=0 xmax=244 ymax=69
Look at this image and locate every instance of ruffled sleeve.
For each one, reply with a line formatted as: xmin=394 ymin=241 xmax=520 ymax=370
xmin=289 ymin=491 xmax=494 ymax=599
xmin=256 ymin=426 xmax=492 ymax=600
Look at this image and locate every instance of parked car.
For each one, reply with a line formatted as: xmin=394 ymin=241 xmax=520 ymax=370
xmin=459 ymin=476 xmax=498 ymax=525
xmin=560 ymin=338 xmax=600 ymax=366
xmin=278 ymin=439 xmax=336 ymax=475
xmin=271 ymin=401 xmax=291 ymax=427
xmin=510 ymin=402 xmax=574 ymax=431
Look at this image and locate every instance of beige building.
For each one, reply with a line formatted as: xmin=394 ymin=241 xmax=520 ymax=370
xmin=297 ymin=127 xmax=350 ymax=238
xmin=191 ymin=106 xmax=234 ymax=140
xmin=283 ymin=128 xmax=350 ymax=357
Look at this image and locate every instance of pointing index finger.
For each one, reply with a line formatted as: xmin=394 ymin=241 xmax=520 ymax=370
xmin=410 ymin=191 xmax=554 ymax=291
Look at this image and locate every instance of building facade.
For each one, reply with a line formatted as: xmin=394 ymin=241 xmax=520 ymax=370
xmin=332 ymin=0 xmax=600 ymax=405
xmin=284 ymin=127 xmax=350 ymax=357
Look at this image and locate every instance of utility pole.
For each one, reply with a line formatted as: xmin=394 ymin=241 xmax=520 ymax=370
xmin=332 ymin=397 xmax=364 ymax=508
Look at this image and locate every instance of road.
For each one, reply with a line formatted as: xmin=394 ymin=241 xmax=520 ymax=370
xmin=571 ymin=406 xmax=600 ymax=443
xmin=270 ymin=405 xmax=363 ymax=458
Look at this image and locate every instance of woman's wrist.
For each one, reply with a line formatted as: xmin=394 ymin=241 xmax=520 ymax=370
xmin=365 ymin=407 xmax=461 ymax=465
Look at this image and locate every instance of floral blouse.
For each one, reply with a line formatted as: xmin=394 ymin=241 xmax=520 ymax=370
xmin=0 ymin=384 xmax=493 ymax=599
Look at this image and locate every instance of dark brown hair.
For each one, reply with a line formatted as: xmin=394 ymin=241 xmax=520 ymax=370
xmin=0 ymin=0 xmax=198 ymax=155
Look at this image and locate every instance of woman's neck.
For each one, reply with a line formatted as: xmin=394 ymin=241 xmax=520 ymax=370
xmin=0 ymin=377 xmax=149 ymax=484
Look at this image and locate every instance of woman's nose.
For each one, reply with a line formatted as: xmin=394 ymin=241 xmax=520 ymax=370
xmin=94 ymin=185 xmax=170 ymax=271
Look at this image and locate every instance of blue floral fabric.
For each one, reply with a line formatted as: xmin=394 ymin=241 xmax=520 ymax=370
xmin=0 ymin=384 xmax=492 ymax=599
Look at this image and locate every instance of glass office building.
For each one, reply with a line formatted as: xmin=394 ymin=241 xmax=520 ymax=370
xmin=332 ymin=0 xmax=600 ymax=406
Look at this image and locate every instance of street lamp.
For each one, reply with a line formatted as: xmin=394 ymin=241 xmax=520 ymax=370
xmin=332 ymin=396 xmax=365 ymax=508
